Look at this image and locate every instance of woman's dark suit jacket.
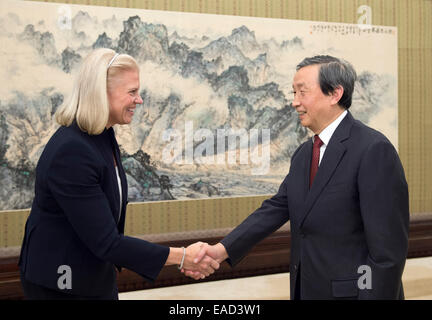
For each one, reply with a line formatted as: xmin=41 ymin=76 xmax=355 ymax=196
xmin=18 ymin=122 xmax=169 ymax=297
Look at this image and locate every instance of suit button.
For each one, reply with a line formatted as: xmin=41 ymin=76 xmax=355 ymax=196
xmin=293 ymin=264 xmax=297 ymax=271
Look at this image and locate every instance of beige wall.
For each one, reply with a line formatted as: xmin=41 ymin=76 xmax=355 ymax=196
xmin=29 ymin=0 xmax=430 ymax=212
xmin=0 ymin=0 xmax=427 ymax=247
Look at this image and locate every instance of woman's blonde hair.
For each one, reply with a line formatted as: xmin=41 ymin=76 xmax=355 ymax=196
xmin=55 ymin=48 xmax=139 ymax=135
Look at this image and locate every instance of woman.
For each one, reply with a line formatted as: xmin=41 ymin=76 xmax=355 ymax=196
xmin=18 ymin=48 xmax=218 ymax=300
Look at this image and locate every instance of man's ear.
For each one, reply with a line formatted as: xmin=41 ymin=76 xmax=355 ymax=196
xmin=330 ymin=85 xmax=344 ymax=105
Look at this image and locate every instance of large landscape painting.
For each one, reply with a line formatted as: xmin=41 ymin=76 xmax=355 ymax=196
xmin=0 ymin=0 xmax=398 ymax=210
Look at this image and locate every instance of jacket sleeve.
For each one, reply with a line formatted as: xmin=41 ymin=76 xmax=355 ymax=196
xmin=220 ymin=174 xmax=290 ymax=267
xmin=220 ymin=143 xmax=308 ymax=266
xmin=357 ymin=139 xmax=410 ymax=299
xmin=46 ymin=139 xmax=169 ymax=282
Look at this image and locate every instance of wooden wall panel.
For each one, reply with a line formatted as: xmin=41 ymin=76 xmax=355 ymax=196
xmin=1 ymin=212 xmax=431 ymax=300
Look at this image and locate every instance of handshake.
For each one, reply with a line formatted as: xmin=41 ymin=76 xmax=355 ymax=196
xmin=168 ymin=242 xmax=228 ymax=280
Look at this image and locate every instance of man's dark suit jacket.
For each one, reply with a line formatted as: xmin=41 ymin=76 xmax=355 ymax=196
xmin=221 ymin=112 xmax=409 ymax=299
xmin=19 ymin=122 xmax=169 ymax=297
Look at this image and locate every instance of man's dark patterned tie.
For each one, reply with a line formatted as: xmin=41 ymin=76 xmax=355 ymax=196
xmin=310 ymin=135 xmax=323 ymax=188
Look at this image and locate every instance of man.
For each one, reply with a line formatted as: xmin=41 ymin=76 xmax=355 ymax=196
xmin=185 ymin=55 xmax=410 ymax=300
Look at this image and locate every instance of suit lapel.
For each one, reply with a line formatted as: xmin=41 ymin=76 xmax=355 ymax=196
xmin=91 ymin=128 xmax=121 ymax=222
xmin=302 ymin=139 xmax=313 ymax=200
xmin=109 ymin=129 xmax=129 ymax=232
xmin=299 ymin=112 xmax=354 ymax=227
xmin=110 ymin=129 xmax=128 ymax=210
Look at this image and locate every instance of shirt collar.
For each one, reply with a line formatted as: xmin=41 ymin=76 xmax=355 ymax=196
xmin=314 ymin=110 xmax=348 ymax=146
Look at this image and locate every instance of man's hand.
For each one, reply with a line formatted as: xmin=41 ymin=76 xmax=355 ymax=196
xmin=182 ymin=243 xmax=228 ymax=280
